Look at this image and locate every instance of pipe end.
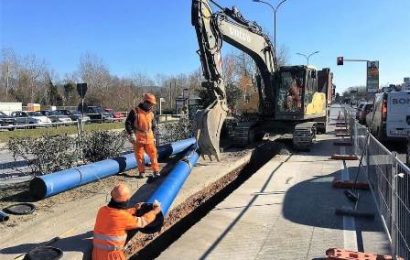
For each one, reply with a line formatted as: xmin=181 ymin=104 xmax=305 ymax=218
xmin=29 ymin=177 xmax=47 ymax=200
xmin=135 ymin=203 xmax=165 ymax=234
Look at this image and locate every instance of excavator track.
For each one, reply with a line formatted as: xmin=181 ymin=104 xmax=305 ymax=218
xmin=292 ymin=122 xmax=316 ymax=150
xmin=229 ymin=121 xmax=256 ymax=147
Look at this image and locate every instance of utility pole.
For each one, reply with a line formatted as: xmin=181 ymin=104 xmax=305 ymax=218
xmin=253 ymin=0 xmax=289 ymax=62
xmin=296 ymin=51 xmax=320 ymax=65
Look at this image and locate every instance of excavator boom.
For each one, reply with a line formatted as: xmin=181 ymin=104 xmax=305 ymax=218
xmin=192 ymin=0 xmax=228 ymax=161
xmin=192 ymin=0 xmax=330 ymax=153
xmin=191 ymin=0 xmax=276 ymax=160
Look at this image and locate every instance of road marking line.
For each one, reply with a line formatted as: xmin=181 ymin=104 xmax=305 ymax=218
xmin=340 ymin=146 xmax=358 ymax=251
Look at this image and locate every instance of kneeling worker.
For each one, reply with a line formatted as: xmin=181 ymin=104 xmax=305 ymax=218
xmin=92 ymin=183 xmax=161 ymax=260
xmin=125 ymin=93 xmax=160 ymax=178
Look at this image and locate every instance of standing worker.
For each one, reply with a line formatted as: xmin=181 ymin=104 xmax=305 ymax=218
xmin=125 ymin=93 xmax=160 ymax=178
xmin=92 ymin=183 xmax=161 ymax=260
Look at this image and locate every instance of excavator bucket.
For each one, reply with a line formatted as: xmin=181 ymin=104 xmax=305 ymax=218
xmin=194 ymin=99 xmax=227 ymax=161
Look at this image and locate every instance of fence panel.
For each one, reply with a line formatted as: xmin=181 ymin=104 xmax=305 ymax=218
xmin=346 ymin=106 xmax=410 ymax=259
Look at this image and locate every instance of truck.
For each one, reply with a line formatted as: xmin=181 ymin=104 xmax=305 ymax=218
xmin=0 ymin=102 xmax=22 ymax=116
xmin=366 ymin=89 xmax=410 ymax=141
xmin=191 ymin=0 xmax=334 ymax=160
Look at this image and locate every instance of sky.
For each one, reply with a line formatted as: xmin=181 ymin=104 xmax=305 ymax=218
xmin=1 ymin=0 xmax=410 ymax=93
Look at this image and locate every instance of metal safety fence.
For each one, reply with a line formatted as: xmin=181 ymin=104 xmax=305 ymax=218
xmin=345 ymin=106 xmax=410 ymax=259
xmin=0 ymin=117 xmax=126 ymax=131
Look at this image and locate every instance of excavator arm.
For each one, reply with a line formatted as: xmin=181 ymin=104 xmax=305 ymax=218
xmin=192 ymin=0 xmax=276 ymax=160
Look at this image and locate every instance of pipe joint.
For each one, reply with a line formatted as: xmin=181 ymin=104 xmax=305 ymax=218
xmin=181 ymin=157 xmax=193 ymax=170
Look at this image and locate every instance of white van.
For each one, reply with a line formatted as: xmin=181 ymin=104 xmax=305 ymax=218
xmin=367 ymin=90 xmax=410 ymax=141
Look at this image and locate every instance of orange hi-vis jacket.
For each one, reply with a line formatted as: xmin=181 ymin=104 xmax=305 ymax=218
xmin=92 ymin=206 xmax=156 ymax=260
xmin=133 ymin=107 xmax=155 ymax=144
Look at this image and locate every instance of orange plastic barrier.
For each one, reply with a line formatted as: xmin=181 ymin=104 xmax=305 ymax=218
xmin=331 ymin=154 xmax=358 ymax=160
xmin=326 ymin=248 xmax=403 ymax=260
xmin=332 ymin=179 xmax=369 ymax=190
xmin=333 ymin=140 xmax=353 ymax=146
xmin=335 ymin=129 xmax=349 ymax=137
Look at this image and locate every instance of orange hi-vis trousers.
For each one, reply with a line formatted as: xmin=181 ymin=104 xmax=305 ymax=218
xmin=134 ymin=142 xmax=159 ymax=173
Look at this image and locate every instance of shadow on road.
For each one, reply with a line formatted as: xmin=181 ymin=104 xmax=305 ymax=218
xmin=0 ymin=231 xmax=93 ymax=259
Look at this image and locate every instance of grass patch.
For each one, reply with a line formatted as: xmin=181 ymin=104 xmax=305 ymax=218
xmin=0 ymin=122 xmax=124 ymax=143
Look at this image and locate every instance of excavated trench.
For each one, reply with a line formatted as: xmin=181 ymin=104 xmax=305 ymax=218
xmin=125 ymin=140 xmax=292 ymax=259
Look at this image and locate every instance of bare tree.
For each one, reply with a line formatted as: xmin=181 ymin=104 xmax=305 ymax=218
xmin=24 ymin=55 xmax=47 ymax=103
xmin=187 ymin=69 xmax=202 ymax=93
xmin=276 ymin=45 xmax=289 ymax=67
xmin=0 ymin=48 xmax=19 ymax=101
xmin=132 ymin=72 xmax=154 ymax=88
xmin=2 ymin=53 xmax=49 ymax=104
xmin=78 ymin=53 xmax=111 ymax=91
xmin=77 ymin=53 xmax=112 ymax=106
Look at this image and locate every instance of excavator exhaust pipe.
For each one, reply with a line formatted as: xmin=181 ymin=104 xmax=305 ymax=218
xmin=194 ymin=99 xmax=227 ymax=161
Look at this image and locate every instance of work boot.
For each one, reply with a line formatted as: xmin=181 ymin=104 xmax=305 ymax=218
xmin=138 ymin=172 xmax=145 ymax=178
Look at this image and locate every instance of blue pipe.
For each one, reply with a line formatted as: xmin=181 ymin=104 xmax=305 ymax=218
xmin=148 ymin=137 xmax=197 ymax=164
xmin=29 ymin=138 xmax=197 ymax=200
xmin=140 ymin=147 xmax=199 ymax=233
xmin=0 ymin=210 xmax=9 ymax=222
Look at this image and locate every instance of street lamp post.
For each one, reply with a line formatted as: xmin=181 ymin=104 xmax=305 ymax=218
xmin=296 ymin=51 xmax=320 ymax=65
xmin=253 ymin=0 xmax=288 ymax=59
xmin=182 ymin=88 xmax=189 ymax=117
xmin=159 ymin=98 xmax=165 ymax=115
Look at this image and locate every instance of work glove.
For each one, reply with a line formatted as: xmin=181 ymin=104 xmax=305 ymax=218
xmin=128 ymin=133 xmax=136 ymax=144
xmin=134 ymin=202 xmax=143 ymax=211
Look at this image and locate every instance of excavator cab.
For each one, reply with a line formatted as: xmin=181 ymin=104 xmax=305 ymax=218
xmin=274 ymin=66 xmax=324 ymax=121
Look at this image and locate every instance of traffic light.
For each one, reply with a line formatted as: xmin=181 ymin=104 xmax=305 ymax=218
xmin=337 ymin=57 xmax=344 ymax=66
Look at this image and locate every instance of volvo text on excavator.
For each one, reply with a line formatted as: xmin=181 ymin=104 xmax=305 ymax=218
xmin=192 ymin=0 xmax=334 ymax=160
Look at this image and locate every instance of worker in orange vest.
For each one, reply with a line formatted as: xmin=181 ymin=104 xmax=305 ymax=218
xmin=92 ymin=183 xmax=161 ymax=260
xmin=125 ymin=93 xmax=160 ymax=178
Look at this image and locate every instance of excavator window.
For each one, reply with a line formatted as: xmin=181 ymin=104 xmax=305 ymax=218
xmin=277 ymin=70 xmax=304 ymax=113
xmin=311 ymin=70 xmax=316 ymax=79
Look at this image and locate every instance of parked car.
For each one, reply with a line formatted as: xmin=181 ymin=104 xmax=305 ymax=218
xmin=357 ymin=103 xmax=373 ymax=125
xmin=84 ymin=106 xmax=112 ymax=122
xmin=355 ymin=102 xmax=367 ymax=120
xmin=53 ymin=109 xmax=90 ymax=122
xmin=104 ymin=108 xmax=124 ymax=122
xmin=367 ymin=90 xmax=410 ymax=141
xmin=11 ymin=111 xmax=52 ymax=127
xmin=0 ymin=111 xmax=16 ymax=131
xmin=40 ymin=110 xmax=73 ymax=123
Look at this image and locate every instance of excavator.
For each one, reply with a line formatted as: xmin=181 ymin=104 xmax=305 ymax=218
xmin=192 ymin=0 xmax=333 ymax=160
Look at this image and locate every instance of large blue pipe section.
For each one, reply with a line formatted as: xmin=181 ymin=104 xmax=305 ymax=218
xmin=140 ymin=147 xmax=199 ymax=233
xmin=29 ymin=138 xmax=196 ymax=200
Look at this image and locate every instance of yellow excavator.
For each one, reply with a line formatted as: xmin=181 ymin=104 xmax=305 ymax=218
xmin=192 ymin=0 xmax=334 ymax=160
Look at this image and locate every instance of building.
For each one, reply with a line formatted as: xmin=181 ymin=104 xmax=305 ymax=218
xmin=175 ymin=95 xmax=202 ymax=119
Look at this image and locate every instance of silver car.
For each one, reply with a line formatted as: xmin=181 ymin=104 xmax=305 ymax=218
xmin=11 ymin=111 xmax=52 ymax=128
xmin=40 ymin=110 xmax=73 ymax=124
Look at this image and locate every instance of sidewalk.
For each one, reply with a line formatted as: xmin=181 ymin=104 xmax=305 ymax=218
xmin=157 ymin=133 xmax=391 ymax=260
